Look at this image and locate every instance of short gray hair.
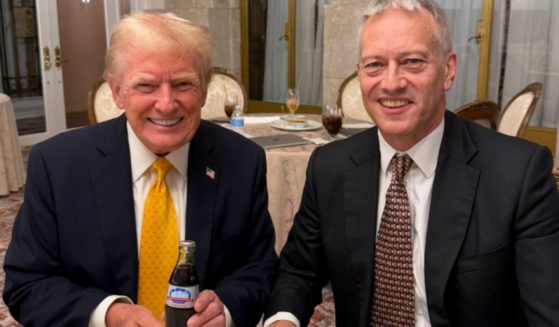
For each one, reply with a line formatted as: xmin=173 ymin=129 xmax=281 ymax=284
xmin=105 ymin=11 xmax=214 ymax=92
xmin=362 ymin=0 xmax=452 ymax=54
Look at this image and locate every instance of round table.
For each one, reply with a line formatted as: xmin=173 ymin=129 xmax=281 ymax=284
xmin=241 ymin=114 xmax=371 ymax=253
xmin=0 ymin=93 xmax=25 ymax=196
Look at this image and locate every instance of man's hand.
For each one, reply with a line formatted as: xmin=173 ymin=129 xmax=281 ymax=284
xmin=187 ymin=290 xmax=226 ymax=327
xmin=106 ymin=302 xmax=163 ymax=327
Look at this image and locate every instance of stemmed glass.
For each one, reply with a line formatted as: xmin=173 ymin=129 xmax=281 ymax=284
xmin=286 ymin=88 xmax=300 ymax=117
xmin=322 ymin=104 xmax=343 ymax=140
xmin=223 ymin=87 xmax=238 ymax=118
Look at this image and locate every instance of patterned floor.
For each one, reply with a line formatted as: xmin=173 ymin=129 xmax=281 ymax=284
xmin=0 ymin=189 xmax=23 ymax=326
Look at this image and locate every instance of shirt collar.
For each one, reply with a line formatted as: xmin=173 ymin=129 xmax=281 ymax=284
xmin=378 ymin=118 xmax=444 ymax=178
xmin=127 ymin=122 xmax=189 ymax=182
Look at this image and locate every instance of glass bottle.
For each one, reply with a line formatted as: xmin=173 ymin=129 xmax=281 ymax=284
xmin=165 ymin=240 xmax=199 ymax=327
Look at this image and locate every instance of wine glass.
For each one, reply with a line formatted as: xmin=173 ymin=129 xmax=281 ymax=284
xmin=286 ymin=88 xmax=300 ymax=117
xmin=322 ymin=104 xmax=343 ymax=140
xmin=223 ymin=88 xmax=238 ymax=119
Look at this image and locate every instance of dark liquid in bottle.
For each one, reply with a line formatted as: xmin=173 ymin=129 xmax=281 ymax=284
xmin=166 ymin=307 xmax=194 ymax=326
xmin=165 ymin=264 xmax=198 ymax=327
xmin=322 ymin=116 xmax=342 ymax=136
xmin=224 ymin=104 xmax=236 ymax=118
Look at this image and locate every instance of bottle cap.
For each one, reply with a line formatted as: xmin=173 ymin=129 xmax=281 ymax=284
xmin=180 ymin=240 xmax=196 ymax=249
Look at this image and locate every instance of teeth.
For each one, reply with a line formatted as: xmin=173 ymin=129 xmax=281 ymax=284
xmin=381 ymin=100 xmax=408 ymax=108
xmin=150 ymin=118 xmax=180 ymax=126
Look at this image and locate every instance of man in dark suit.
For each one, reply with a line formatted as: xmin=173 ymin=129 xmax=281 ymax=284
xmin=3 ymin=12 xmax=277 ymax=327
xmin=264 ymin=1 xmax=559 ymax=326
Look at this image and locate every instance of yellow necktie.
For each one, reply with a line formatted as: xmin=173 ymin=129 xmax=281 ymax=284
xmin=138 ymin=157 xmax=179 ymax=319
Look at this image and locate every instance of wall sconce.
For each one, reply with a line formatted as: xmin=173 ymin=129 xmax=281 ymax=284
xmin=81 ymin=0 xmax=91 ymax=3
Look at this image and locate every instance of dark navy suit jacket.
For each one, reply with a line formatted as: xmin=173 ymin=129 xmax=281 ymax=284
xmin=4 ymin=116 xmax=278 ymax=326
xmin=265 ymin=111 xmax=559 ymax=326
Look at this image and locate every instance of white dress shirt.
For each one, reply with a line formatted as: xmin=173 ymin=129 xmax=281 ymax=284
xmin=264 ymin=119 xmax=444 ymax=327
xmin=89 ymin=123 xmax=233 ymax=326
xmin=377 ymin=119 xmax=443 ymax=327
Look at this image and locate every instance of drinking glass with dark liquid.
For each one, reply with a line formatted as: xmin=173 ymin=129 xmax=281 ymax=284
xmin=165 ymin=240 xmax=199 ymax=327
xmin=224 ymin=94 xmax=237 ymax=118
xmin=224 ymin=103 xmax=236 ymax=118
xmin=322 ymin=104 xmax=343 ymax=140
xmin=223 ymin=86 xmax=237 ymax=119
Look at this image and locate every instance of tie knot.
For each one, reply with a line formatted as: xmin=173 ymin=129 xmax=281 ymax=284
xmin=152 ymin=157 xmax=174 ymax=178
xmin=391 ymin=154 xmax=413 ymax=182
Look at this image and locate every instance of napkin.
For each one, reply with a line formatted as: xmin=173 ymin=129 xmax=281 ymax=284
xmin=245 ymin=116 xmax=282 ymax=124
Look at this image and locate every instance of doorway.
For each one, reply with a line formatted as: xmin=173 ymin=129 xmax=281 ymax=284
xmin=0 ymin=1 xmax=112 ymax=146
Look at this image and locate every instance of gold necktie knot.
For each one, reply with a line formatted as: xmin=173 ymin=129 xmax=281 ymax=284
xmin=153 ymin=157 xmax=174 ymax=179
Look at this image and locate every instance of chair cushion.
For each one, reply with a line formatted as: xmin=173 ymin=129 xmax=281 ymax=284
xmin=339 ymin=75 xmax=374 ymax=124
xmin=498 ymin=93 xmax=534 ymax=137
xmin=201 ymin=73 xmax=245 ymax=120
xmin=94 ymin=82 xmax=123 ymax=122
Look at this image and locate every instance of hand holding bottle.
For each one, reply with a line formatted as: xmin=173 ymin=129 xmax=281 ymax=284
xmin=183 ymin=290 xmax=226 ymax=327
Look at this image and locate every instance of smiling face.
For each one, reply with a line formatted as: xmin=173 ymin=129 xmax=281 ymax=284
xmin=358 ymin=7 xmax=456 ymax=151
xmin=108 ymin=47 xmax=205 ymax=155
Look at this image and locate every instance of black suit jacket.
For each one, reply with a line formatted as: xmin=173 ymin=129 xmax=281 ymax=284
xmin=265 ymin=111 xmax=559 ymax=326
xmin=4 ymin=116 xmax=278 ymax=326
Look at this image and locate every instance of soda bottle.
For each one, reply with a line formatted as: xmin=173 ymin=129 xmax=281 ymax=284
xmin=165 ymin=240 xmax=199 ymax=327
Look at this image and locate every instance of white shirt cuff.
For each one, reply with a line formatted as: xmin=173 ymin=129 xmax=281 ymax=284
xmin=224 ymin=305 xmax=235 ymax=327
xmin=89 ymin=296 xmax=235 ymax=326
xmin=88 ymin=295 xmax=133 ymax=327
xmin=263 ymin=312 xmax=300 ymax=327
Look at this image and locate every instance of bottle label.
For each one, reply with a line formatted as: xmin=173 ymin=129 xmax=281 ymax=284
xmin=165 ymin=284 xmax=199 ymax=309
xmin=230 ymin=117 xmax=244 ymax=127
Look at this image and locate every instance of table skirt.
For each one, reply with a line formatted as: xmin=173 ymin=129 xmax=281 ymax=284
xmin=0 ymin=94 xmax=25 ymax=196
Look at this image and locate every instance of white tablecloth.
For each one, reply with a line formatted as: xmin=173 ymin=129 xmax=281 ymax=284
xmin=242 ymin=115 xmax=373 ymax=253
xmin=0 ymin=93 xmax=25 ymax=196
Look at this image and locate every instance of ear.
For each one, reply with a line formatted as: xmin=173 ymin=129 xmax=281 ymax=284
xmin=107 ymin=74 xmax=126 ymax=109
xmin=443 ymin=51 xmax=457 ymax=91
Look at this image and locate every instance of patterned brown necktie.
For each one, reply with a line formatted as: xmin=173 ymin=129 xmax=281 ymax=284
xmin=372 ymin=154 xmax=414 ymax=326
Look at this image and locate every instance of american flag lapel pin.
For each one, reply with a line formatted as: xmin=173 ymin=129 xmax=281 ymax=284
xmin=205 ymin=166 xmax=215 ymax=180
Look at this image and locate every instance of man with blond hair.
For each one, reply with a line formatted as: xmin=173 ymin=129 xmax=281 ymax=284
xmin=4 ymin=12 xmax=277 ymax=327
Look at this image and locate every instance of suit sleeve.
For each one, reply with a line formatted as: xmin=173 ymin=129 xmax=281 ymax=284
xmin=264 ymin=147 xmax=329 ymax=325
xmin=514 ymin=145 xmax=559 ymax=324
xmin=212 ymin=147 xmax=280 ymax=327
xmin=3 ymin=146 xmax=109 ymax=326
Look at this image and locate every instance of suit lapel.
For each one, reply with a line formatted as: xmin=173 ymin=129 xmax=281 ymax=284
xmin=344 ymin=129 xmax=381 ymax=326
xmin=186 ymin=122 xmax=217 ymax=286
xmin=425 ymin=112 xmax=480 ymax=325
xmin=89 ymin=116 xmax=138 ymax=298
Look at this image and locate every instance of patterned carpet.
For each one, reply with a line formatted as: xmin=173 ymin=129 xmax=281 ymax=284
xmin=0 ymin=176 xmax=24 ymax=326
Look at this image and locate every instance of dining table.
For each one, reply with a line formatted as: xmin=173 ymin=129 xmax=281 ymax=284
xmin=216 ymin=114 xmax=374 ymax=253
xmin=0 ymin=93 xmax=25 ymax=196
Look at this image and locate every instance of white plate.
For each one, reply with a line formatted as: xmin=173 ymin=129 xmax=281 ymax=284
xmin=271 ymin=119 xmax=323 ymax=131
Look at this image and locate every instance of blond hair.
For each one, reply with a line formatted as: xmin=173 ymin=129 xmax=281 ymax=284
xmin=105 ymin=11 xmax=214 ymax=92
